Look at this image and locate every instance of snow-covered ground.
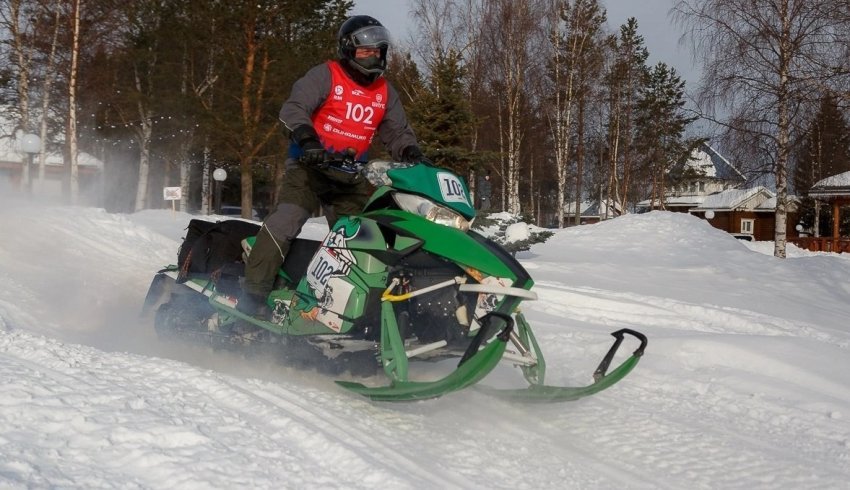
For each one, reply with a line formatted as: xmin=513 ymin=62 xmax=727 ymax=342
xmin=2 ymin=193 xmax=850 ymax=489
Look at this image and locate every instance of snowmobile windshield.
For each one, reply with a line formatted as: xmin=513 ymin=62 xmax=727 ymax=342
xmin=385 ymin=164 xmax=476 ymax=220
xmin=392 ymin=192 xmax=473 ymax=231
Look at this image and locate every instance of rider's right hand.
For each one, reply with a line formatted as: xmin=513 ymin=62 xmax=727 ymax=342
xmin=300 ymin=138 xmax=326 ymax=165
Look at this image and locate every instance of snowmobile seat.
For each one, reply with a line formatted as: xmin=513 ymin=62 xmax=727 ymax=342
xmin=176 ymin=219 xmax=261 ymax=283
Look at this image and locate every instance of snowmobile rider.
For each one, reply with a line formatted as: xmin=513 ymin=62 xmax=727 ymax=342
xmin=239 ymin=15 xmax=429 ymax=317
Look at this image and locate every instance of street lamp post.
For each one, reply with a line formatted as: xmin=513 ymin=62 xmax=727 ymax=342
xmin=21 ymin=133 xmax=41 ymax=194
xmin=212 ymin=168 xmax=227 ymax=215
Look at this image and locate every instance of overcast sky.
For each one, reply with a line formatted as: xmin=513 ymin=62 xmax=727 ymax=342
xmin=352 ymin=0 xmax=699 ymax=85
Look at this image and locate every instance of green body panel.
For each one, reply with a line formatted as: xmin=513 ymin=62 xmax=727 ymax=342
xmin=282 ymin=217 xmax=389 ymax=336
xmin=364 ymin=209 xmax=518 ymax=280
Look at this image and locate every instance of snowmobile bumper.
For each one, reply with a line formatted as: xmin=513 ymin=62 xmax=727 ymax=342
xmin=479 ymin=328 xmax=647 ymax=402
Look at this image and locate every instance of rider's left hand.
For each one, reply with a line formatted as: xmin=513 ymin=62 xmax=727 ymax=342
xmin=401 ymin=145 xmax=433 ymax=165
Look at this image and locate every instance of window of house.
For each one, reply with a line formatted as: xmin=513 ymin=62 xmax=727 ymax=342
xmin=741 ymin=219 xmax=754 ymax=234
xmin=699 ymin=181 xmax=705 ymax=192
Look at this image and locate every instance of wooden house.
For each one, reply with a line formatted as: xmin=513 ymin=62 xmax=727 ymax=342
xmin=795 ymin=170 xmax=850 ymax=253
xmin=562 ymin=199 xmax=623 ymax=226
xmin=690 ymin=187 xmax=801 ymax=240
xmin=637 ymin=143 xmax=746 ymax=212
xmin=0 ymin=119 xmax=102 ymax=201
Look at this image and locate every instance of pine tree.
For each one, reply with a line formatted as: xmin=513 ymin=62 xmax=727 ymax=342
xmin=407 ymin=49 xmax=475 ymax=174
xmin=633 ymin=62 xmax=696 ymax=208
xmin=603 ymin=18 xmax=649 ymax=213
xmin=794 ymin=93 xmax=850 ymax=236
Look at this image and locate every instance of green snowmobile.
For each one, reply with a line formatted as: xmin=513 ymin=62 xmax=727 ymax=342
xmin=142 ymin=161 xmax=646 ymax=401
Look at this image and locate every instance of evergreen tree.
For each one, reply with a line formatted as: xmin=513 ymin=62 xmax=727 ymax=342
xmin=407 ymin=49 xmax=475 ymax=174
xmin=794 ymin=93 xmax=850 ymax=192
xmin=603 ymin=18 xmax=649 ymax=213
xmin=793 ymin=93 xmax=850 ymax=235
xmin=633 ymin=62 xmax=696 ymax=208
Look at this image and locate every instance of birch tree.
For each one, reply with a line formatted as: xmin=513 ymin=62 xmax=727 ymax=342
xmin=1 ymin=0 xmax=38 ymax=188
xmin=544 ymin=0 xmax=605 ymax=227
xmin=66 ymin=0 xmax=81 ymax=203
xmin=673 ymin=0 xmax=850 ymax=258
xmin=480 ymin=0 xmax=543 ymax=214
xmin=36 ymin=1 xmax=62 ymax=186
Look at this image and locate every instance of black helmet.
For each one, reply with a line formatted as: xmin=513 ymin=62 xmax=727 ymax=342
xmin=338 ymin=15 xmax=390 ymax=83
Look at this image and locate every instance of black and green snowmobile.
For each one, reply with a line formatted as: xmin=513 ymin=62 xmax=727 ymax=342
xmin=142 ymin=161 xmax=646 ymax=401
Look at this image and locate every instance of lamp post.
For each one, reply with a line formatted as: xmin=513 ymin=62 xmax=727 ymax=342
xmin=21 ymin=133 xmax=41 ymax=194
xmin=212 ymin=168 xmax=227 ymax=215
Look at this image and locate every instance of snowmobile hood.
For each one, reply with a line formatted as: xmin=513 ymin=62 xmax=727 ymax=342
xmin=386 ymin=164 xmax=476 ymax=220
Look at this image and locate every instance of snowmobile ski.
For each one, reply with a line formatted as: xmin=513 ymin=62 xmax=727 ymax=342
xmin=336 ymin=312 xmax=514 ymax=401
xmin=478 ymin=328 xmax=647 ymax=402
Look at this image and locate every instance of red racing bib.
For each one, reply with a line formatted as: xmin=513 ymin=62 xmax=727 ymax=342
xmin=312 ymin=61 xmax=388 ymax=159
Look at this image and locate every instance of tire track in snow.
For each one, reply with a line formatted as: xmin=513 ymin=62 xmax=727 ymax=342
xmin=451 ymin=392 xmax=667 ymax=490
xmin=605 ymin=378 xmax=850 ymax=488
xmin=216 ymin=376 xmax=479 ymax=489
xmin=532 ymin=281 xmax=841 ymax=343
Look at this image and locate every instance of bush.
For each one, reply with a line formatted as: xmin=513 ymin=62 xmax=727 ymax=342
xmin=472 ymin=212 xmax=553 ymax=255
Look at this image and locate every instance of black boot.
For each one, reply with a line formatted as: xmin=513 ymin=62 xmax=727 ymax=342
xmin=237 ymin=291 xmax=269 ymax=319
xmin=233 ymin=292 xmax=269 ymax=336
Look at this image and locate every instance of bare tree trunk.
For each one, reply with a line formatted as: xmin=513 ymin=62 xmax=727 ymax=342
xmin=38 ymin=3 xmax=62 ymax=186
xmin=67 ymin=0 xmax=81 ymax=204
xmin=573 ymin=96 xmax=585 ymax=225
xmin=201 ymin=144 xmax=212 ymax=214
xmin=178 ymin=43 xmax=192 ymax=213
xmin=132 ymin=60 xmax=154 ymax=211
xmin=7 ymin=0 xmax=32 ymax=189
xmin=774 ymin=1 xmax=792 ymax=258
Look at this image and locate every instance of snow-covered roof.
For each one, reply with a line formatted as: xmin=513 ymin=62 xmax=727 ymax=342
xmin=809 ymin=171 xmax=850 ymax=198
xmin=563 ymin=199 xmax=622 ymax=217
xmin=684 ymin=143 xmax=745 ymax=182
xmin=696 ymin=186 xmax=773 ymax=211
xmin=0 ymin=115 xmax=103 ymax=169
xmin=637 ymin=195 xmax=707 ymax=208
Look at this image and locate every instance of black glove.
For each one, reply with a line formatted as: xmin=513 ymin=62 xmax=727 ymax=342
xmin=401 ymin=145 xmax=432 ymax=165
xmin=291 ymin=125 xmax=326 ymax=165
xmin=300 ymin=138 xmax=326 ymax=165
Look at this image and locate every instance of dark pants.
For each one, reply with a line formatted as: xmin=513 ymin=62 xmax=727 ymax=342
xmin=243 ymin=160 xmax=372 ymax=297
xmin=479 ymin=196 xmax=491 ymax=211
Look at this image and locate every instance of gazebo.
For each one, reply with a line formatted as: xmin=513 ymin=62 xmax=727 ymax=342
xmin=804 ymin=170 xmax=850 ymax=253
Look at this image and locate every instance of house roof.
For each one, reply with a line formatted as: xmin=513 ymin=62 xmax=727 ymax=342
xmin=637 ymin=195 xmax=707 ymax=208
xmin=685 ymin=143 xmax=746 ymax=183
xmin=756 ymin=195 xmax=800 ymax=212
xmin=809 ymin=171 xmax=850 ymax=198
xmin=0 ymin=115 xmax=103 ymax=169
xmin=695 ymin=186 xmax=774 ymax=211
xmin=564 ymin=199 xmax=623 ymax=217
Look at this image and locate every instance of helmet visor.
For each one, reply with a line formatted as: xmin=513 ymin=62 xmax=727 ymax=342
xmin=350 ymin=25 xmax=391 ymax=48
